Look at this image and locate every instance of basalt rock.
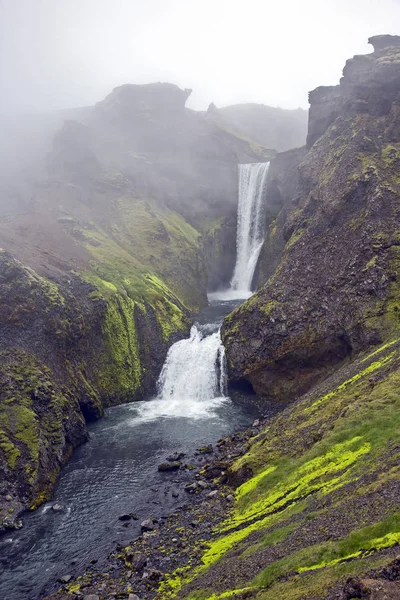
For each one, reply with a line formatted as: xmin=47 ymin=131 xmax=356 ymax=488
xmin=223 ymin=37 xmax=400 ymax=403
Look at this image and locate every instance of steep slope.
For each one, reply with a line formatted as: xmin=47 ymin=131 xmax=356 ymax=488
xmin=222 ymin=35 xmax=400 ymax=402
xmin=0 ymin=83 xmax=271 ymax=525
xmin=217 ymin=103 xmax=308 ymax=152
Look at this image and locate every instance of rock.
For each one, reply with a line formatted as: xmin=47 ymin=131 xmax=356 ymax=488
xmin=199 ymin=444 xmax=213 ymax=454
xmin=171 ymin=489 xmax=179 ymax=498
xmin=143 ymin=568 xmax=163 ymax=581
xmin=158 ymin=462 xmax=181 ymax=472
xmin=5 ymin=495 xmax=12 ymax=502
xmin=118 ymin=514 xmax=132 ymax=521
xmin=166 ymin=452 xmax=186 ymax=462
xmin=128 ymin=595 xmax=140 ymax=600
xmin=59 ymin=574 xmax=73 ymax=583
xmin=83 ymin=596 xmax=100 ymax=600
xmin=140 ymin=518 xmax=154 ymax=531
xmin=252 ymin=419 xmax=260 ymax=427
xmin=131 ymin=553 xmax=147 ymax=571
xmin=142 ymin=531 xmax=158 ymax=540
xmin=226 ymin=494 xmax=235 ymax=502
xmin=184 ymin=482 xmax=198 ymax=493
xmin=207 ymin=490 xmax=219 ymax=499
xmin=52 ymin=503 xmax=64 ymax=512
xmin=197 ymin=480 xmax=208 ymax=490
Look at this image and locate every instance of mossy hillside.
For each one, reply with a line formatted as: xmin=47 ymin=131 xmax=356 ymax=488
xmin=82 ymin=196 xmax=207 ymax=311
xmin=75 ymin=198 xmax=207 ymax=400
xmin=0 ymin=350 xmax=86 ymax=524
xmin=159 ymin=340 xmax=400 ymax=599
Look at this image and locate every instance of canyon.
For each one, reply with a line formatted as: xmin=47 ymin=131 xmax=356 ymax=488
xmin=0 ymin=33 xmax=400 ymax=600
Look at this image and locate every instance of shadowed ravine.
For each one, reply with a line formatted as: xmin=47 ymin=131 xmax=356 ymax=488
xmin=0 ymin=299 xmax=260 ymax=600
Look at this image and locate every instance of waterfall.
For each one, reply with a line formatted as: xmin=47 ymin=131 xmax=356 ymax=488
xmin=230 ymin=162 xmax=270 ymax=294
xmin=137 ymin=325 xmax=228 ymax=420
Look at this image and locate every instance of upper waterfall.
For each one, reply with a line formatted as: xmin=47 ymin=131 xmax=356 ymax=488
xmin=230 ymin=162 xmax=270 ymax=294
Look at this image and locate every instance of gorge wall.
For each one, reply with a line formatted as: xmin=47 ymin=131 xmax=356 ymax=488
xmin=0 ymin=83 xmax=274 ymax=526
xmin=223 ymin=34 xmax=400 ymax=402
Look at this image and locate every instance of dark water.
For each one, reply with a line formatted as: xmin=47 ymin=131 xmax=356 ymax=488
xmin=0 ymin=299 xmax=259 ymax=600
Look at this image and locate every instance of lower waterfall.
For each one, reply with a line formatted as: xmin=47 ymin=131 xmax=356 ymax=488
xmin=137 ymin=324 xmax=228 ymax=420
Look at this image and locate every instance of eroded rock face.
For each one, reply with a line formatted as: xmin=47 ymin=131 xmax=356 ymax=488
xmin=222 ymin=38 xmax=400 ymax=402
xmin=307 ymin=35 xmax=400 ymax=149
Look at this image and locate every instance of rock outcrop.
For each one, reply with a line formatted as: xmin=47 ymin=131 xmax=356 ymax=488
xmin=222 ymin=35 xmax=400 ymax=402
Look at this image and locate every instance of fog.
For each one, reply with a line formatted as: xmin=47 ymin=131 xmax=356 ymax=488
xmin=1 ymin=0 xmax=400 ymax=116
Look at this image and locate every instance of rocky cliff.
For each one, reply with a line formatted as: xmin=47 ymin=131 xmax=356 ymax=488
xmin=223 ymin=35 xmax=400 ymax=402
xmin=0 ymin=83 xmax=272 ymax=525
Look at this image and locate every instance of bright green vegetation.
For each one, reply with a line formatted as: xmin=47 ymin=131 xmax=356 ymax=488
xmin=76 ymin=196 xmax=209 ymax=400
xmin=0 ymin=350 xmax=86 ymax=521
xmin=159 ymin=339 xmax=400 ymax=598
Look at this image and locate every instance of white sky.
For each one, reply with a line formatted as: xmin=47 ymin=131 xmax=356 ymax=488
xmin=1 ymin=0 xmax=400 ymax=114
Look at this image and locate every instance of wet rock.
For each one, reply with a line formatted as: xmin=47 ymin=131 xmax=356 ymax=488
xmin=197 ymin=480 xmax=208 ymax=490
xmin=140 ymin=518 xmax=154 ymax=531
xmin=184 ymin=482 xmax=197 ymax=493
xmin=166 ymin=452 xmax=186 ymax=462
xmin=171 ymin=489 xmax=179 ymax=498
xmin=59 ymin=574 xmax=73 ymax=583
xmin=199 ymin=444 xmax=213 ymax=454
xmin=52 ymin=503 xmax=64 ymax=512
xmin=158 ymin=461 xmax=181 ymax=472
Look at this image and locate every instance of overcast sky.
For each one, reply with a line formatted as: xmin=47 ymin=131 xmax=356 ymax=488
xmin=1 ymin=0 xmax=400 ymax=115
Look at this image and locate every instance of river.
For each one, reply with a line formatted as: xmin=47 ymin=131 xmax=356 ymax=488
xmin=0 ymin=297 xmax=262 ymax=600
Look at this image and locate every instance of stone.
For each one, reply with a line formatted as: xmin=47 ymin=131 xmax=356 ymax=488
xmin=5 ymin=495 xmax=12 ymax=502
xmin=184 ymin=482 xmax=197 ymax=493
xmin=140 ymin=519 xmax=154 ymax=531
xmin=197 ymin=480 xmax=208 ymax=490
xmin=118 ymin=513 xmax=132 ymax=521
xmin=158 ymin=461 xmax=181 ymax=472
xmin=128 ymin=595 xmax=140 ymax=600
xmin=199 ymin=444 xmax=213 ymax=454
xmin=166 ymin=452 xmax=185 ymax=462
xmin=252 ymin=419 xmax=260 ymax=427
xmin=52 ymin=503 xmax=64 ymax=512
xmin=226 ymin=494 xmax=235 ymax=503
xmin=59 ymin=574 xmax=73 ymax=583
xmin=131 ymin=554 xmax=147 ymax=571
xmin=83 ymin=596 xmax=100 ymax=600
xmin=171 ymin=489 xmax=179 ymax=498
xmin=207 ymin=490 xmax=219 ymax=499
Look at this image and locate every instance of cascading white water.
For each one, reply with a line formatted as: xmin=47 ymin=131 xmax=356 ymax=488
xmin=230 ymin=162 xmax=270 ymax=294
xmin=137 ymin=325 xmax=228 ymax=420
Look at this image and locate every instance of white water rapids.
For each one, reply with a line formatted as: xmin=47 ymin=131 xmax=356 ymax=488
xmin=137 ymin=325 xmax=228 ymax=420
